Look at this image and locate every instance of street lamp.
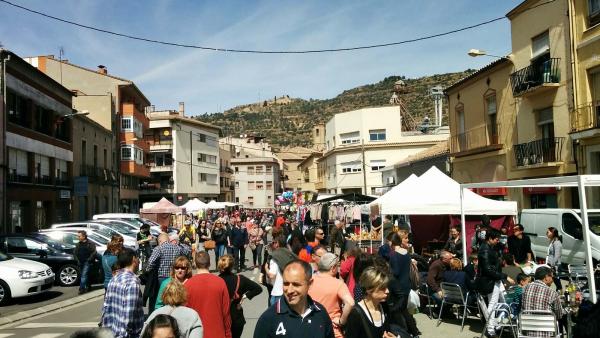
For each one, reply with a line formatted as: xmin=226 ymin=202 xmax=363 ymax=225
xmin=467 ymin=49 xmax=511 ymax=60
xmin=62 ymin=110 xmax=90 ymax=119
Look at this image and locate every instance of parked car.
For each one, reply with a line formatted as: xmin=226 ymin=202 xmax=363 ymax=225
xmin=520 ymin=208 xmax=600 ymax=265
xmin=0 ymin=234 xmax=103 ymax=287
xmin=33 ymin=230 xmax=108 ymax=255
xmin=51 ymin=222 xmax=137 ymax=249
xmin=92 ymin=213 xmax=176 ymax=236
xmin=0 ymin=250 xmax=54 ymax=305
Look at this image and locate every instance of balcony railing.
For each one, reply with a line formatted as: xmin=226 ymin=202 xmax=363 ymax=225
xmin=451 ymin=123 xmax=501 ymax=154
xmin=514 ymin=137 xmax=565 ymax=167
xmin=220 ymin=166 xmax=234 ymax=174
xmin=510 ymin=58 xmax=560 ymax=97
xmin=8 ymin=172 xmax=32 ymax=184
xmin=570 ymin=101 xmax=600 ymax=133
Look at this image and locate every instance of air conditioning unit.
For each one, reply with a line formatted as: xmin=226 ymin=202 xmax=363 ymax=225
xmin=386 ymin=176 xmax=395 ymax=185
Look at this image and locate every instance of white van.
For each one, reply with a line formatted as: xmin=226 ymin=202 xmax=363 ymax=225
xmin=519 ymin=209 xmax=600 ymax=265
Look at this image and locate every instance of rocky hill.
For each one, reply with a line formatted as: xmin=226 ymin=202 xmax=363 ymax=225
xmin=196 ymin=70 xmax=475 ymax=147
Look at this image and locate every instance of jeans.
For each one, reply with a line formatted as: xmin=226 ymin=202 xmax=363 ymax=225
xmin=251 ymin=244 xmax=263 ymax=267
xmin=216 ymin=244 xmax=226 ymax=261
xmin=233 ymin=246 xmax=246 ymax=270
xmin=79 ymin=261 xmax=90 ymax=291
xmin=486 ymin=281 xmax=506 ymax=335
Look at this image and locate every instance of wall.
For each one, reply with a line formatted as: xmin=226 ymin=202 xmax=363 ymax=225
xmin=232 ymin=158 xmax=279 ymax=208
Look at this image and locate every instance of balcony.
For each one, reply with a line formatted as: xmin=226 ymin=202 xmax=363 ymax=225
xmin=514 ymin=137 xmax=564 ymax=167
xmin=570 ymin=101 xmax=600 ymax=134
xmin=148 ymin=163 xmax=173 ymax=172
xmin=8 ymin=172 xmax=32 ymax=184
xmin=148 ymin=138 xmax=173 ymax=152
xmin=220 ymin=166 xmax=234 ymax=174
xmin=139 ymin=182 xmax=174 ymax=195
xmin=451 ymin=123 xmax=502 ymax=156
xmin=79 ymin=165 xmax=118 ymax=185
xmin=510 ymin=58 xmax=560 ymax=97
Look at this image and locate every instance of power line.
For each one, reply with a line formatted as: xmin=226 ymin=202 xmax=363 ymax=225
xmin=0 ymin=0 xmax=508 ymax=54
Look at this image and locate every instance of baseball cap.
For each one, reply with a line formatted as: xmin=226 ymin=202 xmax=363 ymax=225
xmin=318 ymin=253 xmax=339 ymax=271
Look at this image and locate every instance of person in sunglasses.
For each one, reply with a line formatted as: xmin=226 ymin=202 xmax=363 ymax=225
xmin=154 ymin=256 xmax=193 ymax=311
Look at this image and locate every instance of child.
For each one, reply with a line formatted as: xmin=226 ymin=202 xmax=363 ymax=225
xmin=506 ymin=273 xmax=531 ymax=316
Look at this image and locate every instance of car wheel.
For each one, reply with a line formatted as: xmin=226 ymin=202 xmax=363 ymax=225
xmin=0 ymin=280 xmax=11 ymax=306
xmin=58 ymin=264 xmax=79 ymax=287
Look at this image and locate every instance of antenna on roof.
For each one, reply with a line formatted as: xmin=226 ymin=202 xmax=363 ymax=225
xmin=59 ymin=46 xmax=64 ymax=84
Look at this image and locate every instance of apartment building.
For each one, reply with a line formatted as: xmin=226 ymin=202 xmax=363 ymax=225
xmin=72 ymin=115 xmax=118 ymax=220
xmin=141 ymin=105 xmax=221 ymax=204
xmin=507 ymin=0 xmax=577 ymax=208
xmin=2 ymin=50 xmax=74 ymax=232
xmin=26 ymin=55 xmax=151 ymax=212
xmin=277 ymin=146 xmax=313 ymax=191
xmin=568 ymin=0 xmax=600 ymax=206
xmin=319 ymin=106 xmax=449 ymax=195
xmin=218 ymin=143 xmax=235 ymax=202
xmin=297 ymin=151 xmax=323 ymax=193
xmin=223 ymin=136 xmax=281 ymax=208
xmin=446 ymin=59 xmax=516 ymax=200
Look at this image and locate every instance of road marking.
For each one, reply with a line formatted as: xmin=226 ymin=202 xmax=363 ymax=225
xmin=15 ymin=322 xmax=99 ymax=329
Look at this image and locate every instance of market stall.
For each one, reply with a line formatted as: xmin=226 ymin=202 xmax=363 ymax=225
xmin=140 ymin=197 xmax=186 ymax=229
xmin=181 ymin=198 xmax=207 ymax=213
xmin=460 ymin=175 xmax=600 ymax=304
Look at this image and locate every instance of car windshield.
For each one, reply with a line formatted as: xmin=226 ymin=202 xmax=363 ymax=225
xmin=87 ymin=232 xmax=109 ymax=245
xmin=586 ymin=213 xmax=600 ymax=236
xmin=94 ymin=227 xmax=116 ymax=239
xmin=142 ymin=218 xmax=161 ymax=227
xmin=103 ymin=222 xmax=135 ymax=236
xmin=0 ymin=250 xmax=12 ymax=261
xmin=33 ymin=233 xmax=75 ymax=250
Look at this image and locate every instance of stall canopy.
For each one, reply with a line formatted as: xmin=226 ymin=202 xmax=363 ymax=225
xmin=379 ymin=166 xmax=517 ymax=216
xmin=181 ymin=198 xmax=207 ymax=213
xmin=206 ymin=200 xmax=226 ymax=209
xmin=141 ymin=197 xmax=185 ymax=214
xmin=316 ymin=193 xmax=376 ymax=204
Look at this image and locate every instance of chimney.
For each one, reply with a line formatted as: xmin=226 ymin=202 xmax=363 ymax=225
xmin=178 ymin=102 xmax=185 ymax=116
xmin=97 ymin=65 xmax=107 ymax=75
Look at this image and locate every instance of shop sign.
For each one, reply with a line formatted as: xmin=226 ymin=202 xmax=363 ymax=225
xmin=475 ymin=187 xmax=507 ymax=196
xmin=523 ymin=187 xmax=557 ymax=195
xmin=59 ymin=190 xmax=71 ymax=199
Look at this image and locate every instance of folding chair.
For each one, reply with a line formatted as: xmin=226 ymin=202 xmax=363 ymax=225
xmin=418 ymin=280 xmax=434 ymax=319
xmin=518 ymin=310 xmax=559 ymax=338
xmin=436 ymin=282 xmax=480 ymax=331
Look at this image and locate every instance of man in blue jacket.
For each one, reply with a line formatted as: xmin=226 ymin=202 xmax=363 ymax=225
xmin=230 ymin=219 xmax=249 ymax=271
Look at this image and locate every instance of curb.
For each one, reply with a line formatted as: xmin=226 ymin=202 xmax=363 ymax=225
xmin=0 ymin=289 xmax=105 ymax=327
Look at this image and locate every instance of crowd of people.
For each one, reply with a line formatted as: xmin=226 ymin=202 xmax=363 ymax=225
xmin=63 ymin=209 xmax=600 ymax=338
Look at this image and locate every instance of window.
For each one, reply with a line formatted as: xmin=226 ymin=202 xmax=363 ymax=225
xmin=265 ymin=165 xmax=272 ymax=173
xmin=8 ymin=148 xmax=28 ymax=178
xmin=340 ymin=131 xmax=360 ymax=145
xmin=197 ymin=153 xmax=217 ymax=164
xmin=267 ymin=195 xmax=273 ymax=201
xmin=82 ymin=140 xmax=87 ymax=166
xmin=591 ymin=71 xmax=600 ymax=125
xmin=121 ymin=117 xmax=132 ymax=131
xmin=256 ymin=166 xmax=264 ymax=175
xmin=256 ymin=181 xmax=264 ymax=190
xmin=369 ymin=129 xmax=386 ymax=142
xmin=120 ymin=145 xmax=144 ymax=165
xmin=6 ymin=90 xmax=27 ymax=125
xmin=370 ymin=160 xmax=386 ymax=171
xmin=537 ymin=107 xmax=554 ymax=140
xmin=531 ymin=31 xmax=550 ymax=60
xmin=206 ymin=174 xmax=218 ymax=185
xmin=235 ymin=181 xmax=240 ymax=188
xmin=197 ymin=133 xmax=206 ymax=143
xmin=234 ymin=166 xmax=239 ymax=173
xmin=121 ymin=146 xmax=133 ymax=161
xmin=247 ymin=166 xmax=255 ymax=175
xmin=93 ymin=145 xmax=98 ymax=168
xmin=103 ymin=149 xmax=108 ymax=169
xmin=562 ymin=213 xmax=583 ymax=240
xmin=199 ymin=173 xmax=207 ymax=182
xmin=341 ymin=161 xmax=362 ymax=173
xmin=235 ymin=197 xmax=240 ymax=203
xmin=486 ymin=94 xmax=498 ymax=140
xmin=34 ymin=154 xmax=50 ymax=182
xmin=266 ymin=181 xmax=273 ymax=190
xmin=197 ymin=133 xmax=217 ymax=147
xmin=589 ymin=0 xmax=600 ymax=26
xmin=55 ymin=159 xmax=68 ymax=183
xmin=248 ymin=181 xmax=255 ymax=190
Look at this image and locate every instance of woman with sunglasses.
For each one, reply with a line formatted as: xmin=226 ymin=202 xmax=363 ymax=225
xmin=197 ymin=220 xmax=211 ymax=252
xmin=155 ymin=256 xmax=193 ymax=311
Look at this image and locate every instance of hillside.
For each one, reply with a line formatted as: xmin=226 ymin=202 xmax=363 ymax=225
xmin=196 ymin=70 xmax=475 ymax=147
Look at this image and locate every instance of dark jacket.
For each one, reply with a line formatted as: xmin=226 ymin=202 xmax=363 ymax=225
xmin=477 ymin=242 xmax=507 ymax=294
xmin=253 ymin=296 xmax=334 ymax=338
xmin=230 ymin=226 xmax=248 ymax=247
xmin=212 ymin=227 xmax=228 ymax=245
xmin=507 ymin=235 xmax=533 ymax=264
xmin=344 ymin=304 xmax=390 ymax=338
xmin=464 ymin=263 xmax=478 ymax=291
xmin=219 ymin=272 xmax=263 ymax=332
xmin=74 ymin=240 xmax=96 ymax=264
xmin=427 ymin=259 xmax=446 ymax=293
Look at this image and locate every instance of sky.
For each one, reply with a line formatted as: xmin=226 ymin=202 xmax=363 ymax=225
xmin=0 ymin=0 xmax=522 ymax=116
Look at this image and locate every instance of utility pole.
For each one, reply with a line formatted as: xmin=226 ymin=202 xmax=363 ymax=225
xmin=361 ymin=138 xmax=367 ymax=195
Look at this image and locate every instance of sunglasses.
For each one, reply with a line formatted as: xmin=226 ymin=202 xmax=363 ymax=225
xmin=174 ymin=266 xmax=188 ymax=271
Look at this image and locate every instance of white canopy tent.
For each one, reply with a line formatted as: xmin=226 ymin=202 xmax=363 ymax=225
xmin=206 ymin=200 xmax=226 ymax=209
xmin=460 ymin=175 xmax=600 ymax=304
xmin=378 ymin=166 xmax=517 ymax=216
xmin=181 ymin=198 xmax=207 ymax=213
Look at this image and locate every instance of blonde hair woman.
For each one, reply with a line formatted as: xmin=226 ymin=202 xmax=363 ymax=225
xmin=344 ymin=266 xmax=396 ymax=338
xmin=155 ymin=256 xmax=193 ymax=310
xmin=142 ymin=280 xmax=202 ymax=338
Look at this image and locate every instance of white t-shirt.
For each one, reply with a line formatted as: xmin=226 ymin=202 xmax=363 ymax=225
xmin=269 ymin=259 xmax=283 ymax=296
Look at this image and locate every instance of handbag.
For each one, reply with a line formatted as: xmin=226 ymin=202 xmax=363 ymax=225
xmin=407 ymin=289 xmax=420 ymax=314
xmin=204 ymin=240 xmax=216 ymax=250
